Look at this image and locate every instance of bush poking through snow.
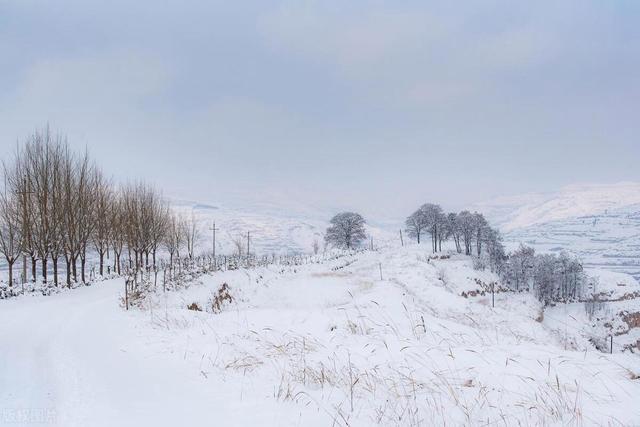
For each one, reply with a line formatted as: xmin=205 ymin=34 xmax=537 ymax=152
xmin=120 ymin=280 xmax=152 ymax=309
xmin=208 ymin=283 xmax=233 ymax=313
xmin=187 ymin=302 xmax=202 ymax=311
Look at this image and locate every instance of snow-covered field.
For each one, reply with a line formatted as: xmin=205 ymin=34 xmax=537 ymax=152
xmin=170 ymin=197 xmax=398 ymax=256
xmin=2 ymin=245 xmax=639 ymax=426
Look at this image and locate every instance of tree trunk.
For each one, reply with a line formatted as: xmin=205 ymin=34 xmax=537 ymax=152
xmin=65 ymin=256 xmax=71 ymax=287
xmin=434 ymin=225 xmax=438 ymax=253
xmin=31 ymin=255 xmax=37 ymax=282
xmin=99 ymin=251 xmax=104 ymax=276
xmin=72 ymin=256 xmax=78 ymax=283
xmin=81 ymin=256 xmax=86 ymax=284
xmin=8 ymin=261 xmax=13 ymax=287
xmin=41 ymin=257 xmax=48 ymax=284
xmin=52 ymin=257 xmax=59 ymax=287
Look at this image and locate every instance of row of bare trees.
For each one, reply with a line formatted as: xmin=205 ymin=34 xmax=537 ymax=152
xmin=0 ymin=127 xmax=199 ymax=288
xmin=405 ymin=204 xmax=502 ymax=258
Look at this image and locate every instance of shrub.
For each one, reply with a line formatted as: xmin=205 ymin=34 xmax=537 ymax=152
xmin=209 ymin=283 xmax=233 ymax=313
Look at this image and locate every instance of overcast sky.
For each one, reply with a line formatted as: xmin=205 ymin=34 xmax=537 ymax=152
xmin=0 ymin=1 xmax=638 ymax=218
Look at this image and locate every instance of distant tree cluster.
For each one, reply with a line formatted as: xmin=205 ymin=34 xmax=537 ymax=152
xmin=0 ymin=126 xmax=198 ymax=288
xmin=404 ymin=202 xmax=587 ymax=306
xmin=501 ymin=245 xmax=587 ymax=306
xmin=405 ymin=204 xmax=503 ymax=263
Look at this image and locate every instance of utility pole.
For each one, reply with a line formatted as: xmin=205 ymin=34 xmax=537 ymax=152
xmin=491 ymin=282 xmax=495 ymax=308
xmin=209 ymin=221 xmax=218 ymax=270
xmin=399 ymin=229 xmax=404 ymax=247
xmin=246 ymin=231 xmax=251 ymax=268
xmin=610 ymin=335 xmax=613 ymax=354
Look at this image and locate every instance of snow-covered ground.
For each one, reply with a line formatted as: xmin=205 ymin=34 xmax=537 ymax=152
xmin=545 ymin=269 xmax=640 ymax=354
xmin=2 ymin=245 xmax=639 ymax=426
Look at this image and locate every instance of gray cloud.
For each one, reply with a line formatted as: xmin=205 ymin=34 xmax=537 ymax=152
xmin=0 ymin=0 xmax=638 ymax=219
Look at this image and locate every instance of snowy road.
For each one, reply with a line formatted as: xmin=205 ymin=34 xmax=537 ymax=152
xmin=3 ymin=250 xmax=640 ymax=426
xmin=0 ymin=280 xmax=270 ymax=427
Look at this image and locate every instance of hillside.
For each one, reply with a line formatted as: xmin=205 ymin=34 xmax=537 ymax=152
xmin=505 ymin=206 xmax=640 ymax=279
xmin=2 ymin=245 xmax=638 ymax=426
xmin=475 ymin=182 xmax=640 ymax=231
xmin=476 ymin=182 xmax=640 ymax=280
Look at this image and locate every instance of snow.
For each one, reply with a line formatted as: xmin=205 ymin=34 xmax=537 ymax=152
xmin=476 ymin=182 xmax=640 ymax=281
xmin=475 ymin=182 xmax=640 ymax=231
xmin=586 ymin=268 xmax=640 ymax=299
xmin=169 ymin=198 xmax=397 ymax=256
xmin=1 ymin=245 xmax=639 ymax=426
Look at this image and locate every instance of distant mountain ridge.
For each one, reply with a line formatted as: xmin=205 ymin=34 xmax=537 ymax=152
xmin=476 ymin=182 xmax=640 ymax=279
xmin=475 ymin=182 xmax=640 ymax=231
xmin=166 ymin=183 xmax=640 ymax=275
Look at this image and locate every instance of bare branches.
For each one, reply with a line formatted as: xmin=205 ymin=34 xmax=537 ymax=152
xmin=0 ymin=126 xmax=175 ymax=291
xmin=0 ymin=176 xmax=22 ymax=286
xmin=325 ymin=212 xmax=366 ymax=250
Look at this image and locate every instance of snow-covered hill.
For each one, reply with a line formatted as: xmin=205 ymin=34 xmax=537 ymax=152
xmin=475 ymin=182 xmax=640 ymax=231
xmin=3 ymin=245 xmax=637 ymax=426
xmin=476 ymin=182 xmax=640 ymax=280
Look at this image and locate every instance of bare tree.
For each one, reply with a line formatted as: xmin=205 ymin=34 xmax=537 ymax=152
xmin=505 ymin=244 xmax=535 ymax=291
xmin=93 ymin=173 xmax=113 ymax=276
xmin=163 ymin=214 xmax=181 ymax=269
xmin=184 ymin=213 xmax=199 ymax=259
xmin=417 ymin=204 xmax=445 ymax=253
xmin=405 ymin=208 xmax=426 ymax=244
xmin=48 ymin=141 xmax=67 ymax=286
xmin=447 ymin=212 xmax=462 ymax=253
xmin=472 ymin=212 xmax=489 ymax=257
xmin=109 ymin=193 xmax=126 ymax=275
xmin=75 ymin=153 xmax=98 ymax=284
xmin=0 ymin=179 xmax=22 ymax=286
xmin=148 ymin=195 xmax=169 ymax=268
xmin=8 ymin=146 xmax=38 ymax=283
xmin=230 ymin=233 xmax=244 ymax=257
xmin=23 ymin=131 xmax=53 ymax=283
xmin=325 ymin=212 xmax=367 ymax=250
xmin=456 ymin=210 xmax=476 ymax=256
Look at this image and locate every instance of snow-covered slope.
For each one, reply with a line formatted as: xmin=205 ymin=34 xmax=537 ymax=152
xmin=505 ymin=205 xmax=640 ymax=278
xmin=477 ymin=182 xmax=640 ymax=280
xmin=475 ymin=182 xmax=640 ymax=231
xmin=3 ymin=246 xmax=638 ymax=426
